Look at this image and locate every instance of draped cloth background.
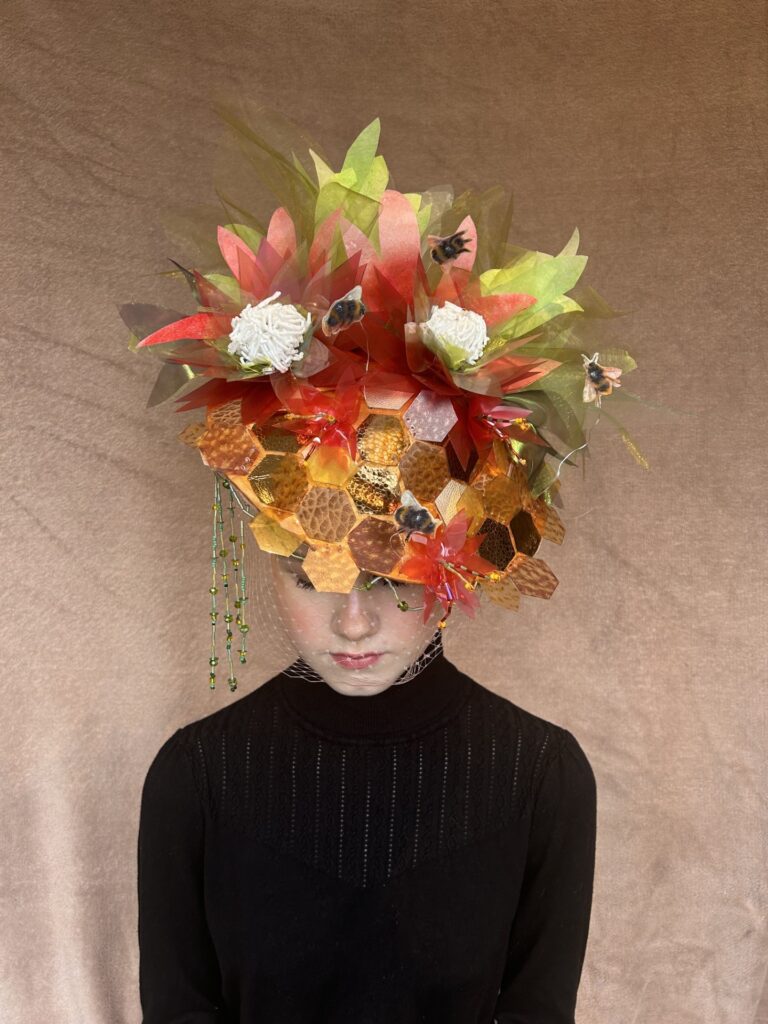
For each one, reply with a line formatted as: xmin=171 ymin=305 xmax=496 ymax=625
xmin=2 ymin=1 xmax=766 ymax=1021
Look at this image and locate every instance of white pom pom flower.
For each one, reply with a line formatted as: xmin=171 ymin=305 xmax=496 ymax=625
xmin=420 ymin=301 xmax=490 ymax=369
xmin=227 ymin=290 xmax=312 ymax=373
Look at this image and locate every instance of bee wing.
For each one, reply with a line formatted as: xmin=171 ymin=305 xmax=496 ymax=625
xmin=583 ymin=379 xmax=598 ymax=403
xmin=340 ymin=284 xmax=363 ymax=302
xmin=427 ymin=235 xmax=443 ymax=246
xmin=601 ymin=366 xmax=623 ymax=381
xmin=399 ymin=489 xmax=418 ymax=507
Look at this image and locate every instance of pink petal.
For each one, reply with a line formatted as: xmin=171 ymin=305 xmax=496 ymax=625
xmin=266 ymin=207 xmax=297 ymax=260
xmin=375 ymin=190 xmax=422 ymax=306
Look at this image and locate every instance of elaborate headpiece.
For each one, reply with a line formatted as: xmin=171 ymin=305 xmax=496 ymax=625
xmin=122 ymin=108 xmax=647 ymax=691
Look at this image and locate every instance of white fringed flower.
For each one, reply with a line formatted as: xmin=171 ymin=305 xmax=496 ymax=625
xmin=227 ymin=291 xmax=311 ymax=373
xmin=420 ymin=301 xmax=489 ymax=367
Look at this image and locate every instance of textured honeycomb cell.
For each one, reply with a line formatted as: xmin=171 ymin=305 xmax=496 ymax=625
xmin=198 ymin=424 xmax=265 ymax=474
xmin=302 ymin=543 xmax=360 ymax=593
xmin=399 ymin=441 xmax=451 ymax=502
xmin=403 ymin=390 xmax=458 ymax=443
xmin=347 ymin=464 xmax=400 ymax=515
xmin=507 ymin=553 xmax=559 ymax=598
xmin=247 ymin=454 xmax=309 ymax=509
xmin=476 ymin=518 xmax=515 ymax=571
xmin=356 ymin=414 xmax=410 ymax=465
xmin=510 ymin=510 xmax=541 ymax=557
xmin=296 ymin=486 xmax=358 ymax=542
xmin=347 ymin=517 xmax=404 ymax=575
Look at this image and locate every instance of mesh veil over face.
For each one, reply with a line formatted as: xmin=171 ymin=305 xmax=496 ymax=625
xmin=229 ymin=476 xmax=446 ymax=689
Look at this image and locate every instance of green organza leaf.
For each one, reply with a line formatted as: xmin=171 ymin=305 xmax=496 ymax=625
xmin=222 ymin=222 xmax=263 ymax=254
xmin=484 ymin=296 xmax=583 ymax=352
xmin=308 ymin=148 xmax=334 ymax=189
xmin=204 ymin=274 xmax=242 ymax=304
xmin=357 ymin=154 xmax=389 ymax=202
xmin=480 ymin=252 xmax=587 ymax=305
xmin=341 ymin=118 xmax=381 ymax=182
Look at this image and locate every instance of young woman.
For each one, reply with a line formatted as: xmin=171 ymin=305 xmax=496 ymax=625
xmin=137 ymin=548 xmax=597 ymax=1023
xmin=128 ymin=108 xmax=637 ymax=1024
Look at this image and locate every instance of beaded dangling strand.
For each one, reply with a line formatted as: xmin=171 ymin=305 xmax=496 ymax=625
xmin=208 ymin=474 xmax=250 ymax=692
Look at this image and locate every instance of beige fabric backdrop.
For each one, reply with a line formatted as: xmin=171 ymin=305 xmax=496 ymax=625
xmin=2 ymin=0 xmax=766 ymax=1021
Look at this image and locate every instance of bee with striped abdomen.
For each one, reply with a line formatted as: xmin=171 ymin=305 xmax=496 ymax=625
xmin=321 ymin=285 xmax=366 ymax=337
xmin=394 ymin=490 xmax=439 ymax=540
xmin=427 ymin=230 xmax=473 ymax=266
xmin=581 ymin=352 xmax=623 ymax=407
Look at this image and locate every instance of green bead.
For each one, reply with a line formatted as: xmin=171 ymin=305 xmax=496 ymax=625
xmin=234 ymin=599 xmax=241 ymax=609
xmin=209 ymin=673 xmax=216 ymax=690
xmin=228 ymin=534 xmax=237 ymax=543
xmin=227 ymin=677 xmax=237 ymax=691
xmin=239 ymin=653 xmax=247 ymax=664
xmin=219 ymin=549 xmax=228 ymax=558
xmin=221 ymin=574 xmax=229 ymax=581
xmin=209 ymin=656 xmax=219 ymax=667
xmin=209 ymin=586 xmax=218 ymax=595
xmin=224 ymin=613 xmax=233 ymax=623
xmin=397 ymin=600 xmax=409 ymax=611
xmin=239 ymin=623 xmax=250 ymax=634
xmin=232 ymin=559 xmax=240 ymax=569
xmin=222 ymin=479 xmax=231 ymax=489
xmin=210 ymin=611 xmax=219 ymax=621
xmin=226 ymin=630 xmax=233 ymax=640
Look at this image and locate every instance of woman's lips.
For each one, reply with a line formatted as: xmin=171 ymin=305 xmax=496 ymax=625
xmin=330 ymin=652 xmax=383 ymax=670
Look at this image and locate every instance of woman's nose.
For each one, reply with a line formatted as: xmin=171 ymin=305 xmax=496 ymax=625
xmin=331 ymin=587 xmax=380 ymax=642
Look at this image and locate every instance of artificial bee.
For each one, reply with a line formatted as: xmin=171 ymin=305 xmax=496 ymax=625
xmin=321 ymin=285 xmax=366 ymax=337
xmin=427 ymin=230 xmax=473 ymax=266
xmin=393 ymin=490 xmax=439 ymax=540
xmin=581 ymin=352 xmax=623 ymax=407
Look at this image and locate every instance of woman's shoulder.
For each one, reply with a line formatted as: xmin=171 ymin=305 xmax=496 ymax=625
xmin=463 ymin=674 xmax=591 ymax=777
xmin=176 ymin=675 xmax=281 ymax=743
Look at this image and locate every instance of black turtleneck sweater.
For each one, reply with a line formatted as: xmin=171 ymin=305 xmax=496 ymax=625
xmin=137 ymin=650 xmax=597 ymax=1023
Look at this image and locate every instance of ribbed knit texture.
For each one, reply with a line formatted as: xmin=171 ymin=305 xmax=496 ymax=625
xmin=138 ymin=651 xmax=597 ymax=1024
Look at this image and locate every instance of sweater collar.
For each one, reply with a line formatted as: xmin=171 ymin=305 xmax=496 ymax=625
xmin=274 ymin=641 xmax=472 ymax=743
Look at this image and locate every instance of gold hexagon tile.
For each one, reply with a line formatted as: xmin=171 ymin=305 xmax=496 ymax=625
xmin=248 ymin=454 xmax=309 ymax=510
xmin=455 ymin=485 xmax=487 ymax=533
xmin=206 ymin=400 xmax=243 ymax=428
xmin=258 ymin=428 xmax=301 ymax=454
xmin=348 ymin=464 xmax=400 ymax=515
xmin=509 ymin=510 xmax=542 ymax=557
xmin=198 ymin=424 xmax=265 ymax=474
xmin=478 ymin=473 xmax=525 ymax=523
xmin=507 ymin=554 xmax=559 ymax=599
xmin=296 ymin=485 xmax=358 ymax=542
xmin=403 ymin=390 xmax=458 ymax=443
xmin=356 ymin=414 xmax=411 ymax=465
xmin=178 ymin=422 xmax=206 ymax=448
xmin=527 ymin=498 xmax=566 ymax=545
xmin=302 ymin=543 xmax=360 ymax=593
xmin=434 ymin=478 xmax=468 ymax=524
xmin=476 ymin=518 xmax=516 ymax=571
xmin=399 ymin=441 xmax=451 ymax=502
xmin=362 ymin=380 xmax=414 ymax=410
xmin=249 ymin=512 xmax=303 ymax=557
xmin=347 ymin=517 xmax=404 ymax=575
xmin=480 ymin=574 xmax=521 ymax=611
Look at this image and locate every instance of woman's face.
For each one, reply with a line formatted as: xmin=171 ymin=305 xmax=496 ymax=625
xmin=269 ymin=554 xmax=441 ymax=695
